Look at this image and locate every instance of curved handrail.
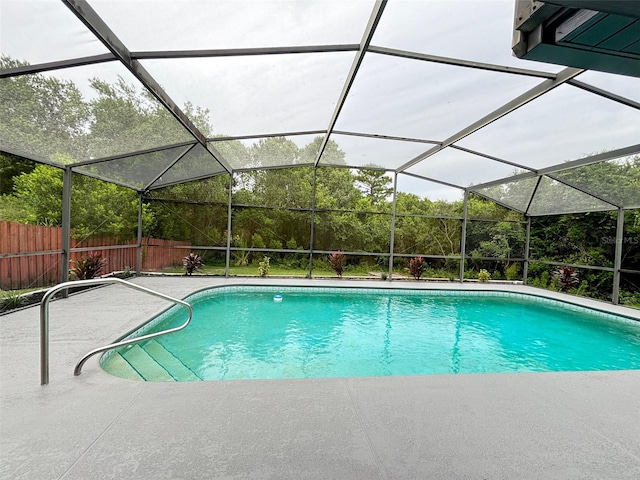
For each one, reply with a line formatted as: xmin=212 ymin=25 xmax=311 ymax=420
xmin=40 ymin=278 xmax=193 ymax=385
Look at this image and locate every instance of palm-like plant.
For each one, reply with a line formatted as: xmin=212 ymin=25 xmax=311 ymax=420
xmin=182 ymin=253 xmax=204 ymax=275
xmin=554 ymin=266 xmax=580 ymax=291
xmin=407 ymin=256 xmax=426 ymax=280
xmin=71 ymin=252 xmax=107 ymax=280
xmin=328 ymin=252 xmax=346 ymax=277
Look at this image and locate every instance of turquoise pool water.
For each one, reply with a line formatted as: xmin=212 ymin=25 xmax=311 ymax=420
xmin=101 ymin=287 xmax=640 ymax=381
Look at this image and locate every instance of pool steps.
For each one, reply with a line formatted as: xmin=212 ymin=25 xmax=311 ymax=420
xmin=102 ymin=351 xmax=144 ymax=381
xmin=122 ymin=344 xmax=175 ymax=381
xmin=102 ymin=340 xmax=201 ymax=382
xmin=144 ymin=340 xmax=201 ymax=381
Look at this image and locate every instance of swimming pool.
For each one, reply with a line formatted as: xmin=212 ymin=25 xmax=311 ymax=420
xmin=101 ymin=286 xmax=640 ymax=381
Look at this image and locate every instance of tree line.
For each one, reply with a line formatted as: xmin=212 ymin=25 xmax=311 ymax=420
xmin=1 ymin=54 xmax=639 ymax=304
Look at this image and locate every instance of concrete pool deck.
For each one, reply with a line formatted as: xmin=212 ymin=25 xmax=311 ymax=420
xmin=1 ymin=277 xmax=639 ymax=479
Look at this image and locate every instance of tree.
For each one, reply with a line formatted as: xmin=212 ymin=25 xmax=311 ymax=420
xmin=87 ymin=76 xmax=192 ymax=160
xmin=0 ymin=153 xmax=36 ymax=195
xmin=354 ymin=165 xmax=393 ymax=207
xmin=0 ymin=55 xmax=89 ymax=163
xmin=1 ymin=164 xmax=147 ymax=239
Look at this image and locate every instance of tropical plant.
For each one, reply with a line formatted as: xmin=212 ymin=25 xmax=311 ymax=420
xmin=407 ymin=256 xmax=426 ymax=280
xmin=258 ymin=256 xmax=270 ymax=277
xmin=553 ymin=266 xmax=580 ymax=291
xmin=182 ymin=253 xmax=204 ymax=275
xmin=505 ymin=263 xmax=520 ymax=281
xmin=71 ymin=252 xmax=107 ymax=280
xmin=328 ymin=252 xmax=346 ymax=277
xmin=477 ymin=269 xmax=491 ymax=283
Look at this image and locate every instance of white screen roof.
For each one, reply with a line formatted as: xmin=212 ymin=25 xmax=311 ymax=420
xmin=1 ymin=0 xmax=639 ymax=215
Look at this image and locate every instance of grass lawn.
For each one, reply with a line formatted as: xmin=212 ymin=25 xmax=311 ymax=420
xmin=159 ymin=264 xmax=387 ymax=278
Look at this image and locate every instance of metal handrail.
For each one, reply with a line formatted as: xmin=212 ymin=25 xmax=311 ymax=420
xmin=40 ymin=278 xmax=193 ymax=385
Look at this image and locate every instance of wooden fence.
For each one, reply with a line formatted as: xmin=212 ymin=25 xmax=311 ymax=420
xmin=0 ymin=221 xmax=190 ymax=290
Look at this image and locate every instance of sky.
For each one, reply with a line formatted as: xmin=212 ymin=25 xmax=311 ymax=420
xmin=1 ymin=0 xmax=639 ymax=203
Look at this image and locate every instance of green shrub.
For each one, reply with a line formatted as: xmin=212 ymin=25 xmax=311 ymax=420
xmin=0 ymin=290 xmax=25 ymax=313
xmin=258 ymin=256 xmax=270 ymax=277
xmin=477 ymin=269 xmax=491 ymax=282
xmin=505 ymin=263 xmax=520 ymax=280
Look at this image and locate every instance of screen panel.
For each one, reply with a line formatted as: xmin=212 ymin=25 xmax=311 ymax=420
xmin=473 ymin=177 xmax=539 ymax=214
xmin=335 ymin=52 xmax=541 ymax=141
xmin=75 ymin=145 xmax=192 ymax=189
xmin=396 ymin=173 xmax=464 ymax=215
xmin=141 ymin=52 xmax=354 ymax=137
xmin=0 ymin=0 xmax=109 ymax=65
xmin=551 ymin=155 xmax=640 ymax=209
xmin=576 ymin=71 xmax=640 ymax=103
xmin=528 ymin=176 xmax=617 ymax=216
xmin=321 ymin=134 xmax=432 ymax=170
xmin=406 ymin=147 xmax=531 ymax=188
xmin=456 ymin=84 xmax=640 ymax=170
xmin=150 ymin=145 xmax=226 ymax=188
xmin=371 ymin=0 xmax=563 ymax=72
xmin=90 ymin=0 xmax=374 ymax=51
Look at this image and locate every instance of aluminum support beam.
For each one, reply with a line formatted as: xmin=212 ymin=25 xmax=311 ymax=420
xmin=136 ymin=193 xmax=144 ymax=274
xmin=72 ymin=141 xmax=196 ymax=167
xmin=314 ymin=0 xmax=387 ymax=167
xmin=546 ymin=174 xmax=622 ymax=209
xmin=465 ymin=190 xmax=527 ymax=215
xmin=568 ymin=80 xmax=640 ymax=111
xmin=369 ymin=46 xmax=556 ymax=78
xmin=470 ymin=143 xmax=640 ymax=192
xmin=397 ymin=66 xmax=583 ymax=172
xmin=524 ymin=177 xmax=543 ymax=215
xmin=62 ymin=0 xmax=232 ymax=174
xmin=309 ymin=167 xmax=318 ymax=278
xmin=399 ymin=171 xmax=467 ymax=191
xmin=449 ymin=145 xmax=535 ymax=173
xmin=612 ymin=208 xmax=625 ymax=305
xmin=68 ymin=169 xmax=145 ymax=193
xmin=333 ymin=130 xmax=440 ymax=145
xmin=388 ymin=172 xmax=399 ymax=281
xmin=133 ymin=44 xmax=359 ymax=59
xmin=523 ymin=217 xmax=531 ymax=284
xmin=61 ymin=167 xmax=72 ymax=291
xmin=225 ymin=175 xmax=234 ymax=277
xmin=0 ymin=53 xmax=115 ymax=79
xmin=459 ymin=191 xmax=469 ymax=282
xmin=0 ymin=147 xmax=64 ymax=171
xmin=210 ymin=130 xmax=327 ymax=143
xmin=144 ymin=144 xmax=196 ymax=191
xmin=145 ymin=171 xmax=229 ymax=191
